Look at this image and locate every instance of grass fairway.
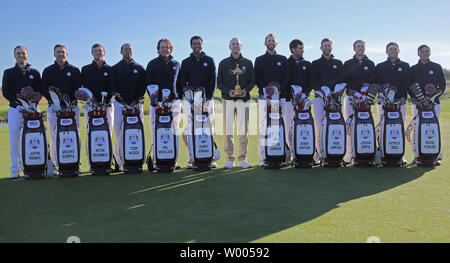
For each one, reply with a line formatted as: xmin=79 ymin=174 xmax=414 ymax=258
xmin=0 ymin=93 xmax=449 ymax=243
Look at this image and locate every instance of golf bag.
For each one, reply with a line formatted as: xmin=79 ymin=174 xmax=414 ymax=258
xmin=50 ymin=87 xmax=80 ymax=177
xmin=316 ymin=84 xmax=347 ymax=167
xmin=290 ymin=85 xmax=315 ymax=168
xmin=263 ymin=83 xmax=288 ymax=169
xmin=183 ymin=86 xmax=219 ymax=171
xmin=406 ymin=83 xmax=442 ymax=166
xmin=119 ymin=99 xmax=145 ymax=174
xmin=147 ymin=85 xmax=178 ymax=172
xmin=375 ymin=84 xmax=406 ymax=167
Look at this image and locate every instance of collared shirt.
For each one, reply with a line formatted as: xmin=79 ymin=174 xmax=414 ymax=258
xmin=110 ymin=59 xmax=146 ymax=105
xmin=177 ymin=52 xmax=216 ymax=100
xmin=343 ymin=55 xmax=376 ymax=92
xmin=411 ymin=60 xmax=446 ymax=104
xmin=217 ymin=53 xmax=255 ymax=101
xmin=42 ymin=61 xmax=81 ymax=107
xmin=81 ymin=61 xmax=112 ymax=103
xmin=310 ymin=54 xmax=344 ymax=92
xmin=146 ymin=55 xmax=180 ymax=101
xmin=287 ymin=56 xmax=312 ymax=98
xmin=2 ymin=63 xmax=42 ymax=108
xmin=254 ymin=51 xmax=289 ymax=98
xmin=375 ymin=58 xmax=411 ymax=99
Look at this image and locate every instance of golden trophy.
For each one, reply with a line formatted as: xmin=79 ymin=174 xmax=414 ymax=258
xmin=230 ymin=64 xmax=245 ymax=96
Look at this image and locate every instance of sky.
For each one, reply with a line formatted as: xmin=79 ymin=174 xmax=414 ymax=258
xmin=1 ymin=0 xmax=449 ymax=82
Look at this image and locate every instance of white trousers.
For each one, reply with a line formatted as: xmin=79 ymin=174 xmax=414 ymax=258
xmin=222 ymin=99 xmax=250 ymax=162
xmin=258 ymin=98 xmax=293 ymax=161
xmin=8 ymin=107 xmax=24 ymax=176
xmin=47 ymin=106 xmax=81 ymax=168
xmin=313 ymin=97 xmax=325 ymax=159
xmin=113 ymin=101 xmax=144 ymax=169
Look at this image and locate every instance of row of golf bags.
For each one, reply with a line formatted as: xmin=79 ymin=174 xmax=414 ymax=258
xmin=262 ymin=82 xmax=442 ymax=168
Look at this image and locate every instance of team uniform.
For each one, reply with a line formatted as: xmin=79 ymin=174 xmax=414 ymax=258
xmin=310 ymin=55 xmax=344 ymax=158
xmin=374 ymin=58 xmax=411 ymax=124
xmin=146 ymin=55 xmax=181 ymax=159
xmin=177 ymin=52 xmax=216 ymax=165
xmin=81 ymin=61 xmax=113 ymax=134
xmin=2 ymin=64 xmax=42 ymax=178
xmin=254 ymin=51 xmax=290 ymax=163
xmin=342 ymin=55 xmax=376 ymax=162
xmin=109 ymin=59 xmax=146 ymax=170
xmin=42 ymin=61 xmax=81 ymax=170
xmin=217 ymin=53 xmax=255 ymax=164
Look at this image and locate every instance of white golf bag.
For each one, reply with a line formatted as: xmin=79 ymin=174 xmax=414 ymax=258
xmin=147 ymin=85 xmax=179 ymax=173
xmin=183 ymin=86 xmax=219 ymax=171
xmin=117 ymin=95 xmax=145 ymax=174
xmin=317 ymin=84 xmax=347 ymax=167
xmin=50 ymin=87 xmax=81 ymax=178
xmin=375 ymin=84 xmax=406 ymax=167
xmin=17 ymin=93 xmax=48 ymax=180
xmin=263 ymin=83 xmax=289 ymax=169
xmin=406 ymin=83 xmax=442 ymax=167
xmin=290 ymin=85 xmax=315 ymax=168
xmin=77 ymin=89 xmax=113 ymax=175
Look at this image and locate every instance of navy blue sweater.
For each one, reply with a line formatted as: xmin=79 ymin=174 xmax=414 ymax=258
xmin=343 ymin=55 xmax=376 ymax=92
xmin=42 ymin=61 xmax=81 ymax=107
xmin=254 ymin=52 xmax=289 ymax=98
xmin=287 ymin=56 xmax=312 ymax=98
xmin=375 ymin=58 xmax=411 ymax=100
xmin=177 ymin=52 xmax=216 ymax=100
xmin=81 ymin=61 xmax=112 ymax=103
xmin=411 ymin=60 xmax=446 ymax=104
xmin=110 ymin=59 xmax=146 ymax=105
xmin=146 ymin=55 xmax=180 ymax=101
xmin=310 ymin=55 xmax=344 ymax=92
xmin=2 ymin=64 xmax=42 ymax=108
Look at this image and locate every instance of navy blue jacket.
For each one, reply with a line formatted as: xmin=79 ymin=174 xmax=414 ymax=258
xmin=110 ymin=59 xmax=146 ymax=105
xmin=254 ymin=52 xmax=289 ymax=98
xmin=146 ymin=55 xmax=180 ymax=101
xmin=375 ymin=58 xmax=411 ymax=100
xmin=343 ymin=55 xmax=376 ymax=92
xmin=2 ymin=64 xmax=42 ymax=108
xmin=411 ymin=60 xmax=446 ymax=104
xmin=42 ymin=61 xmax=81 ymax=106
xmin=310 ymin=55 xmax=344 ymax=92
xmin=287 ymin=56 xmax=312 ymax=98
xmin=177 ymin=52 xmax=216 ymax=100
xmin=81 ymin=61 xmax=112 ymax=103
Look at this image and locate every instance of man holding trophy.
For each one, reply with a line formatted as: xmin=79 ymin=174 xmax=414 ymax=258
xmin=217 ymin=38 xmax=255 ymax=169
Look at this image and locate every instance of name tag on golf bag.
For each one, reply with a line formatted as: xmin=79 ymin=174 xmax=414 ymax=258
xmin=191 ymin=112 xmax=214 ymax=168
xmin=20 ymin=113 xmax=48 ymax=179
xmin=321 ymin=111 xmax=346 ymax=167
xmin=154 ymin=112 xmax=178 ymax=171
xmin=412 ymin=107 xmax=440 ymax=166
xmin=265 ymin=111 xmax=286 ymax=167
xmin=121 ymin=110 xmax=145 ymax=172
xmin=381 ymin=110 xmax=405 ymax=166
xmin=56 ymin=112 xmax=80 ymax=176
xmin=352 ymin=110 xmax=376 ymax=166
xmin=87 ymin=111 xmax=112 ymax=174
xmin=292 ymin=110 xmax=315 ymax=168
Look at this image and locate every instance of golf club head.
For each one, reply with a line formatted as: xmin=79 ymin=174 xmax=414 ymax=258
xmin=183 ymin=86 xmax=194 ymax=103
xmin=315 ymin=90 xmax=325 ymax=101
xmin=48 ymin=87 xmax=62 ymax=112
xmin=161 ymin=88 xmax=171 ymax=106
xmin=147 ymin=84 xmax=159 ymax=106
xmin=321 ymin=86 xmax=331 ymax=99
xmin=334 ymin=83 xmax=347 ymax=94
xmin=291 ymin=85 xmax=303 ymax=99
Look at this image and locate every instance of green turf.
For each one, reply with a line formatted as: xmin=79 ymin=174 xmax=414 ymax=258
xmin=0 ymin=91 xmax=448 ymax=243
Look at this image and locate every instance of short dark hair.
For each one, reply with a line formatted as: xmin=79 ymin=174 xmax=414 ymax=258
xmin=14 ymin=45 xmax=28 ymax=54
xmin=353 ymin=40 xmax=365 ymax=48
xmin=54 ymin=44 xmax=66 ymax=51
xmin=190 ymin=36 xmax=203 ymax=45
xmin=321 ymin=38 xmax=332 ymax=46
xmin=157 ymin=39 xmax=173 ymax=51
xmin=418 ymin=44 xmax=430 ymax=52
xmin=289 ymin=39 xmax=304 ymax=53
xmin=386 ymin=42 xmax=399 ymax=50
xmin=121 ymin=43 xmax=131 ymax=51
xmin=91 ymin=43 xmax=105 ymax=51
